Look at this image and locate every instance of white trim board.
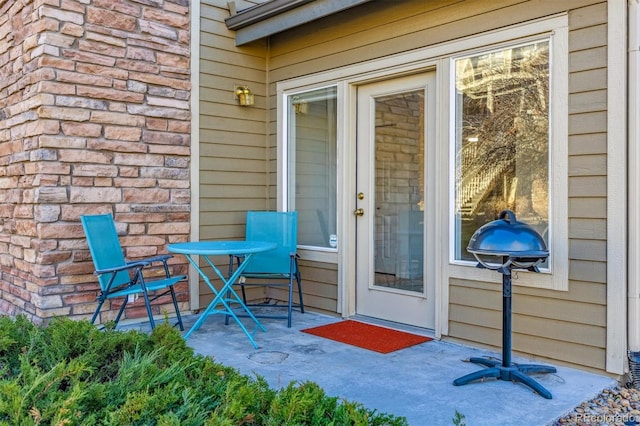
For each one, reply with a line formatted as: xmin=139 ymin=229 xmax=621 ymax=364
xmin=189 ymin=0 xmax=201 ymax=311
xmin=606 ymin=0 xmax=628 ymax=376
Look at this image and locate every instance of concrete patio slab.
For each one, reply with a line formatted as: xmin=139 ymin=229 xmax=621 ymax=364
xmin=127 ymin=309 xmax=616 ymax=426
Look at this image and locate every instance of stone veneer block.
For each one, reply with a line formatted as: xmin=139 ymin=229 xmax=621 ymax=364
xmin=0 ymin=0 xmax=192 ymax=324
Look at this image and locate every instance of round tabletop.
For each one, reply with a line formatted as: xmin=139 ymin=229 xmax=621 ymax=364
xmin=167 ymin=241 xmax=277 ymax=256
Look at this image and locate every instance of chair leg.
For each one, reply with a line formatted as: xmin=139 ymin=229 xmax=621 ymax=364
xmin=224 ymin=288 xmax=231 ymax=325
xmin=169 ymin=285 xmax=184 ymax=331
xmin=140 ymin=285 xmax=156 ymax=330
xmin=238 ymin=282 xmax=247 ymax=304
xmin=296 ymin=272 xmax=304 ymax=314
xmin=113 ymin=297 xmax=128 ymax=327
xmin=91 ymin=297 xmax=106 ymax=325
xmin=287 ymin=275 xmax=294 ymax=328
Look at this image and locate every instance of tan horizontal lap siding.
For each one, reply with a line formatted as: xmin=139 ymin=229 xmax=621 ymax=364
xmin=262 ymin=0 xmax=608 ymax=370
xmin=295 ymin=260 xmax=339 ymax=315
xmin=449 ymin=277 xmax=607 ymax=370
xmin=213 ymin=259 xmax=338 ymax=316
xmin=198 ymin=1 xmax=269 ymax=303
xmin=268 ymin=0 xmax=602 ymax=80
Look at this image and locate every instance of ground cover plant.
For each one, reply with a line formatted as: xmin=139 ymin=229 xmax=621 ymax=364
xmin=0 ymin=315 xmax=408 ymax=425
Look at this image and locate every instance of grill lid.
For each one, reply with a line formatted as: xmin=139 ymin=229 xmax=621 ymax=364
xmin=467 ymin=210 xmax=548 ymax=270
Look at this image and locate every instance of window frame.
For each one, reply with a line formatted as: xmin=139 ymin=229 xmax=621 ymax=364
xmin=283 ymin=85 xmax=339 ymax=252
xmin=447 ymin=27 xmax=568 ymax=291
xmin=279 ymin=84 xmax=342 ymax=263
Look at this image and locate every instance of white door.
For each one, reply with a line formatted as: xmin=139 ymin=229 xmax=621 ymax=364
xmin=355 ymin=72 xmax=436 ymax=329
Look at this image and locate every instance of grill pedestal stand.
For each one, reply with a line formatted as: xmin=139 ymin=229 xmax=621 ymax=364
xmin=453 ymin=267 xmax=557 ymax=399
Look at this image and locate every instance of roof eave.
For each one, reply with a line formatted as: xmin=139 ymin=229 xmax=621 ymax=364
xmin=225 ymin=0 xmax=315 ymax=30
xmin=225 ymin=0 xmax=374 ymax=46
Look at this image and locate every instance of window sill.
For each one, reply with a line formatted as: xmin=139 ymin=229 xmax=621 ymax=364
xmin=298 ymin=247 xmax=338 ymax=264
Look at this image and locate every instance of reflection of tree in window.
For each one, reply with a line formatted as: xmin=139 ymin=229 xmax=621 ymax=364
xmin=455 ymin=42 xmax=549 ymax=260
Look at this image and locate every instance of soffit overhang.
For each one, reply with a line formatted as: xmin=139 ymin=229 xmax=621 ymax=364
xmin=226 ymin=0 xmax=373 ymax=45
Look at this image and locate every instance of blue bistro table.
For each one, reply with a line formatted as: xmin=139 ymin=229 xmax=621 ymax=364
xmin=167 ymin=241 xmax=277 ymax=348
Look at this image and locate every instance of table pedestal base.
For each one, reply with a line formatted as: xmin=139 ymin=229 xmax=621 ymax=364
xmin=453 ymin=357 xmax=556 ymax=399
xmin=167 ymin=242 xmax=278 ymax=349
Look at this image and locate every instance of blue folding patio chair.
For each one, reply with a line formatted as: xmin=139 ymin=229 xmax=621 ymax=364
xmin=81 ymin=214 xmax=185 ymax=331
xmin=227 ymin=211 xmax=304 ymax=327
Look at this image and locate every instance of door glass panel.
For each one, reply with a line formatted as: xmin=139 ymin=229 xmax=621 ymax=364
xmin=373 ymin=90 xmax=424 ymax=293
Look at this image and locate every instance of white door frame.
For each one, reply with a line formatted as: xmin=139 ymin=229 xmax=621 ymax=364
xmin=279 ymin=64 xmax=447 ymax=339
xmin=353 ymin=73 xmax=437 ymax=329
xmin=339 ymin=67 xmax=444 ymax=338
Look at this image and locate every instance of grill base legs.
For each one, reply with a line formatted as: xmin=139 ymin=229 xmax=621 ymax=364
xmin=453 ymin=357 xmax=556 ymax=399
xmin=452 ymin=268 xmax=556 ymax=399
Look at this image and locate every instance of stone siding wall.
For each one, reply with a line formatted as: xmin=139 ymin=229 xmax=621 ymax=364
xmin=0 ymin=0 xmax=192 ymax=324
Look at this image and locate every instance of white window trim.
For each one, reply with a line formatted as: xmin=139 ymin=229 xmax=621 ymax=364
xmin=447 ymin=25 xmax=569 ymax=292
xmin=278 ymin=84 xmax=342 ymax=265
xmin=276 ymin=15 xmax=570 ymax=316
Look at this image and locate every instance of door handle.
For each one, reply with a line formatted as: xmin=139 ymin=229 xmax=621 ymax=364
xmin=354 ymin=208 xmax=364 ymax=216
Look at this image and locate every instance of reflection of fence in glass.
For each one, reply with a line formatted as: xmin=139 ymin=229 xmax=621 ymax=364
xmin=455 ymin=41 xmax=550 ymax=260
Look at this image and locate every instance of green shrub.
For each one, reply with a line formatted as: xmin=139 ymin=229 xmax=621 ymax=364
xmin=0 ymin=316 xmax=408 ymax=425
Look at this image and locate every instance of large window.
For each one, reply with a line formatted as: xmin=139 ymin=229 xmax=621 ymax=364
xmin=286 ymin=86 xmax=338 ymax=249
xmin=453 ymin=41 xmax=550 ymax=264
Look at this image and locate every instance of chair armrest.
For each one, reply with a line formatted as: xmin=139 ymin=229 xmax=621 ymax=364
xmin=138 ymin=254 xmax=173 ymax=265
xmin=95 ymin=261 xmax=149 ymax=276
xmin=137 ymin=254 xmax=175 ymax=278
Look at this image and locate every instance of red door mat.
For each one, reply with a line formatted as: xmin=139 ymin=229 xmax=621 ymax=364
xmin=301 ymin=320 xmax=432 ymax=354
